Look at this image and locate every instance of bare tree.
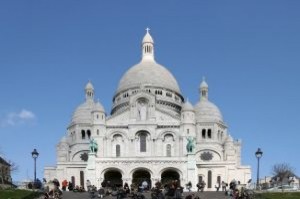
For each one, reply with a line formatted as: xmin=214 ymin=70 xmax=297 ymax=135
xmin=7 ymin=159 xmax=19 ymax=173
xmin=272 ymin=163 xmax=295 ymax=189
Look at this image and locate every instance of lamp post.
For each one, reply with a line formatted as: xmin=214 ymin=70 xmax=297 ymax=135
xmin=255 ymin=148 xmax=263 ymax=190
xmin=31 ymin=149 xmax=39 ymax=183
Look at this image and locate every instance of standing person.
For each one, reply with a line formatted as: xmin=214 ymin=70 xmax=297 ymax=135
xmin=124 ymin=182 xmax=130 ymax=194
xmin=200 ymin=181 xmax=206 ymax=192
xmin=186 ymin=181 xmax=192 ymax=192
xmin=215 ymin=182 xmax=220 ymax=191
xmin=196 ymin=182 xmax=201 ymax=192
xmin=86 ymin=180 xmax=91 ymax=192
xmin=221 ymin=181 xmax=226 ymax=192
xmin=142 ymin=180 xmax=148 ymax=192
xmin=62 ymin=179 xmax=68 ymax=191
xmin=68 ymin=181 xmax=73 ymax=191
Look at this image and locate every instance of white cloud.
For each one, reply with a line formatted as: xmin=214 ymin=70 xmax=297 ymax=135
xmin=0 ymin=109 xmax=36 ymax=127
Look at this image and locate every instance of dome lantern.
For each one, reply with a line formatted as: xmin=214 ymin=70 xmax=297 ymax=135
xmin=85 ymin=81 xmax=94 ymax=101
xmin=142 ymin=27 xmax=154 ymax=61
xmin=199 ymin=77 xmax=208 ymax=101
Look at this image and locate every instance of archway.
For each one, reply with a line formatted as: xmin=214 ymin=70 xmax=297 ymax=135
xmin=132 ymin=169 xmax=151 ymax=190
xmin=161 ymin=170 xmax=180 ymax=187
xmin=104 ymin=170 xmax=123 ymax=187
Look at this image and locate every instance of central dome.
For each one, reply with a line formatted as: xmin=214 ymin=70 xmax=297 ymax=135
xmin=116 ymin=29 xmax=181 ymax=95
xmin=116 ymin=60 xmax=181 ymax=94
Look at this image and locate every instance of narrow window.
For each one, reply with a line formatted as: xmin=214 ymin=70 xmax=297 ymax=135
xmin=81 ymin=130 xmax=85 ymax=139
xmin=80 ymin=171 xmax=84 ymax=187
xmin=140 ymin=132 xmax=147 ymax=152
xmin=202 ymin=129 xmax=206 ymax=139
xmin=87 ymin=130 xmax=91 ymax=139
xmin=97 ymin=129 xmax=99 ymax=135
xmin=187 ymin=129 xmax=189 ymax=134
xmin=208 ymin=170 xmax=212 ymax=188
xmin=116 ymin=145 xmax=120 ymax=157
xmin=166 ymin=144 xmax=171 ymax=157
xmin=208 ymin=129 xmax=212 ymax=139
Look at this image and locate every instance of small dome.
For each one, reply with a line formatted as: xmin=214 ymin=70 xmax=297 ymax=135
xmin=71 ymin=101 xmax=94 ymax=124
xmin=85 ymin=81 xmax=94 ymax=90
xmin=93 ymin=101 xmax=105 ymax=112
xmin=60 ymin=136 xmax=68 ymax=143
xmin=116 ymin=60 xmax=181 ymax=94
xmin=194 ymin=100 xmax=223 ymax=122
xmin=182 ymin=100 xmax=194 ymax=111
xmin=200 ymin=79 xmax=208 ymax=88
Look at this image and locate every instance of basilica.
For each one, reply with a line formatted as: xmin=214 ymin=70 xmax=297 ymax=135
xmin=44 ymin=30 xmax=251 ymax=191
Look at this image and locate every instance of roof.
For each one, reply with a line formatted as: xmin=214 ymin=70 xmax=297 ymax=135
xmin=0 ymin=156 xmax=10 ymax=166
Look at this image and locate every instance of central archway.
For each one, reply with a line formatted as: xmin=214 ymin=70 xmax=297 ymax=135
xmin=104 ymin=170 xmax=123 ymax=187
xmin=161 ymin=170 xmax=180 ymax=187
xmin=132 ymin=169 xmax=151 ymax=190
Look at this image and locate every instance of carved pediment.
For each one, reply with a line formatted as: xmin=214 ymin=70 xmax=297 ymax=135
xmin=107 ymin=110 xmax=130 ymax=125
xmin=156 ymin=110 xmax=180 ymax=125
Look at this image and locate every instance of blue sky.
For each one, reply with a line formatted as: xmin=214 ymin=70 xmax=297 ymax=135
xmin=0 ymin=1 xmax=299 ymax=183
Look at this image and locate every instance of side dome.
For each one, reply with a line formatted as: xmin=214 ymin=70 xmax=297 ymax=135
xmin=195 ymin=78 xmax=223 ymax=122
xmin=71 ymin=101 xmax=94 ymax=124
xmin=93 ymin=101 xmax=105 ymax=112
xmin=116 ymin=60 xmax=181 ymax=94
xmin=194 ymin=100 xmax=223 ymax=122
xmin=182 ymin=100 xmax=194 ymax=112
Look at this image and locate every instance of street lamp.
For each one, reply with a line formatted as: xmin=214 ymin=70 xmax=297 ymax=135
xmin=31 ymin=149 xmax=39 ymax=183
xmin=255 ymin=148 xmax=263 ymax=190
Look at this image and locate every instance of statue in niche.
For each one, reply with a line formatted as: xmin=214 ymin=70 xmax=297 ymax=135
xmin=138 ymin=101 xmax=147 ymax=120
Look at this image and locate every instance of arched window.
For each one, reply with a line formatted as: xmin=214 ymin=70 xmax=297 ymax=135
xmin=116 ymin=144 xmax=120 ymax=157
xmin=208 ymin=170 xmax=212 ymax=188
xmin=81 ymin=130 xmax=85 ymax=139
xmin=202 ymin=129 xmax=206 ymax=139
xmin=166 ymin=144 xmax=171 ymax=157
xmin=97 ymin=129 xmax=99 ymax=135
xmin=140 ymin=132 xmax=147 ymax=152
xmin=208 ymin=129 xmax=212 ymax=139
xmin=87 ymin=130 xmax=91 ymax=139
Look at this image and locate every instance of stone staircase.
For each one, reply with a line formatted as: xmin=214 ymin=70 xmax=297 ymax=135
xmin=62 ymin=191 xmax=228 ymax=199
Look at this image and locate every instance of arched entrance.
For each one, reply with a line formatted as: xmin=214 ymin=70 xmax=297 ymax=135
xmin=132 ymin=169 xmax=151 ymax=190
xmin=161 ymin=170 xmax=180 ymax=186
xmin=104 ymin=170 xmax=123 ymax=187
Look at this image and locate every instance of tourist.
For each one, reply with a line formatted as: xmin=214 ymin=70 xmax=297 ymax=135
xmin=215 ymin=182 xmax=220 ymax=191
xmin=142 ymin=180 xmax=148 ymax=192
xmin=221 ymin=181 xmax=227 ymax=192
xmin=200 ymin=181 xmax=206 ymax=192
xmin=185 ymin=181 xmax=192 ymax=192
xmin=86 ymin=179 xmax=91 ymax=191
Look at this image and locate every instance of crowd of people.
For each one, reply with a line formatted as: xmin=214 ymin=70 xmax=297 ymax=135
xmin=42 ymin=178 xmax=252 ymax=199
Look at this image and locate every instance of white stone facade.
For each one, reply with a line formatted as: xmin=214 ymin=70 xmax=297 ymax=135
xmin=44 ymin=30 xmax=251 ymax=191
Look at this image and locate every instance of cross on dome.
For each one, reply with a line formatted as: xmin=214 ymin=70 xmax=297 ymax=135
xmin=146 ymin=27 xmax=150 ymax=33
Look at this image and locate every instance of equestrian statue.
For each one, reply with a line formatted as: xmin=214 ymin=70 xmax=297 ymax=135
xmin=89 ymin=138 xmax=98 ymax=153
xmin=186 ymin=136 xmax=195 ymax=153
